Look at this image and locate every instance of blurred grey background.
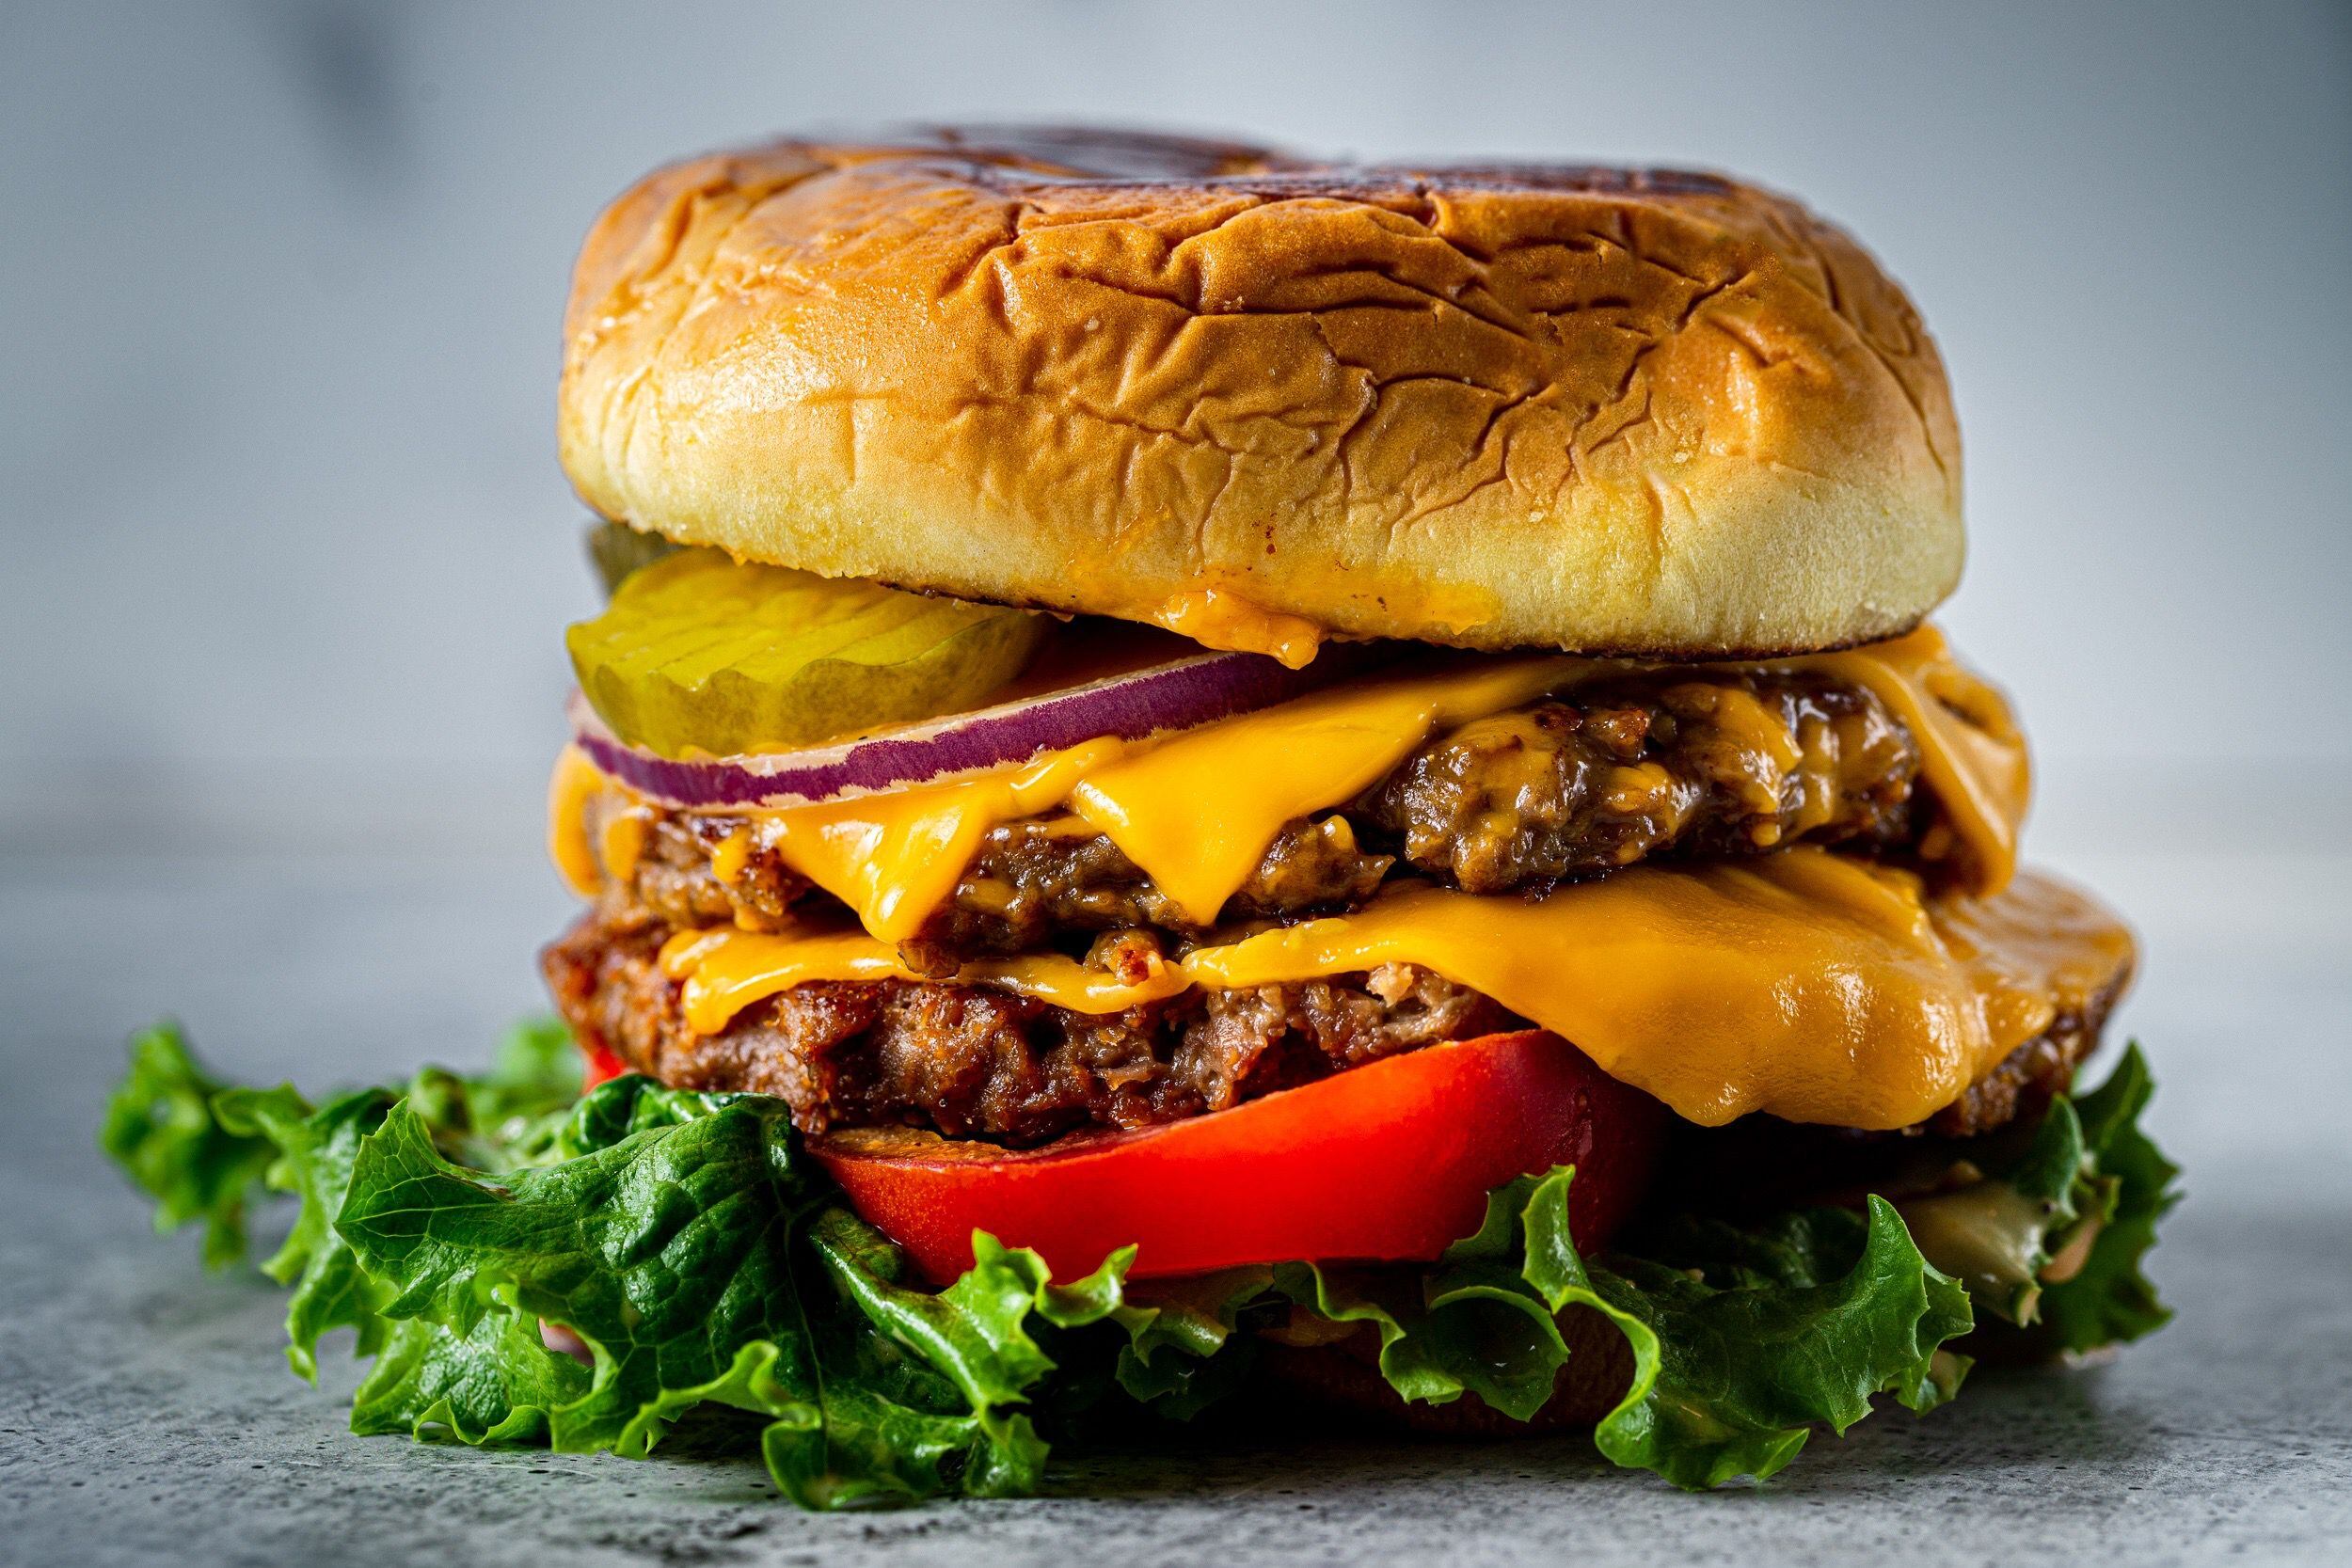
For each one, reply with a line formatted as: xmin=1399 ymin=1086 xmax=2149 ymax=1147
xmin=2 ymin=3 xmax=2348 ymax=1189
xmin=6 ymin=0 xmax=2350 ymax=857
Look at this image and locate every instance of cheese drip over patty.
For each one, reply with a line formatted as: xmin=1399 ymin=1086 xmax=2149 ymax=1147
xmin=552 ymin=625 xmax=2124 ymax=1131
xmin=653 ymin=853 xmax=2130 ymax=1131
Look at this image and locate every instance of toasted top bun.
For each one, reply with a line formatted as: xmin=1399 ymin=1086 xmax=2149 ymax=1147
xmin=560 ymin=127 xmax=1961 ymax=658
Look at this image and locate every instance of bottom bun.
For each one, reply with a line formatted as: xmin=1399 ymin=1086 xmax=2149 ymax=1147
xmin=1254 ymin=1307 xmax=1634 ymax=1435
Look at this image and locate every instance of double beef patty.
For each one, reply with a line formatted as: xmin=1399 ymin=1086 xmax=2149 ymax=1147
xmin=547 ymin=664 xmax=2064 ymax=1149
xmin=546 ymin=903 xmax=1510 ymax=1146
xmin=543 ymin=899 xmax=2113 ymax=1148
xmin=603 ymin=668 xmax=1927 ymax=964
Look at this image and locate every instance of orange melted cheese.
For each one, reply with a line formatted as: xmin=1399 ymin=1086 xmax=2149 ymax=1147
xmin=660 ymin=925 xmax=1195 ymax=1031
xmin=547 ymin=744 xmax=610 ymax=899
xmin=1148 ymin=587 xmax=1328 ymax=669
xmin=553 ymin=625 xmax=2029 ymax=942
xmin=550 ymin=625 xmax=2079 ymax=1127
xmin=738 ymin=737 xmax=1126 ymax=942
xmin=660 ymin=850 xmax=2133 ymax=1130
xmin=1068 ymin=655 xmax=1579 ymax=924
xmin=1792 ymin=626 xmax=2031 ymax=894
xmin=709 ymin=828 xmax=754 ymax=886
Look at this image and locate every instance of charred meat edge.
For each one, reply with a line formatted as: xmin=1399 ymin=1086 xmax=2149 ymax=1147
xmin=599 ymin=668 xmax=1929 ymax=965
xmin=544 ymin=904 xmax=2111 ymax=1149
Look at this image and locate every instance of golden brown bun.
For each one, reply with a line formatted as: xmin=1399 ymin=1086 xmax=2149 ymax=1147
xmin=560 ymin=127 xmax=1962 ymax=657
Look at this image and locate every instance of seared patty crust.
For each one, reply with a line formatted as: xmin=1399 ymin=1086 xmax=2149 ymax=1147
xmin=542 ymin=898 xmax=2110 ymax=1148
xmin=545 ymin=903 xmax=1509 ymax=1146
xmin=597 ymin=668 xmax=1924 ymax=961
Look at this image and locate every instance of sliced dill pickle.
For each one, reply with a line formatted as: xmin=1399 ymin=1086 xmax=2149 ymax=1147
xmin=584 ymin=517 xmax=679 ymax=596
xmin=567 ymin=548 xmax=1051 ymax=757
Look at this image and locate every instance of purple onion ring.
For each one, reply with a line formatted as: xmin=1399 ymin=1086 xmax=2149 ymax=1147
xmin=569 ymin=648 xmax=1336 ymax=810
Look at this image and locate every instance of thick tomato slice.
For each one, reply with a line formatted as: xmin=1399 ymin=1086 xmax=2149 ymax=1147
xmin=577 ymin=1038 xmax=629 ymax=1090
xmin=807 ymin=1030 xmax=1665 ymax=1286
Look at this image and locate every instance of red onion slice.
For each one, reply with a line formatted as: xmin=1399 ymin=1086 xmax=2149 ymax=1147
xmin=569 ymin=648 xmax=1334 ymax=811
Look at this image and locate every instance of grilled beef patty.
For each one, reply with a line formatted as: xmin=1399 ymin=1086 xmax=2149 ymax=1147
xmin=543 ymin=899 xmax=2108 ymax=1149
xmin=545 ymin=902 xmax=1509 ymax=1146
xmin=595 ymin=668 xmax=1923 ymax=961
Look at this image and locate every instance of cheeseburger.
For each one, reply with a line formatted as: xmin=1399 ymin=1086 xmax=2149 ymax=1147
xmin=107 ymin=127 xmax=2178 ymax=1507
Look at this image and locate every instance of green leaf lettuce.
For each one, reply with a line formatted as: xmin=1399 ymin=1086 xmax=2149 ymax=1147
xmin=101 ymin=1022 xmax=2178 ymax=1506
xmin=1894 ymin=1043 xmax=2179 ymax=1350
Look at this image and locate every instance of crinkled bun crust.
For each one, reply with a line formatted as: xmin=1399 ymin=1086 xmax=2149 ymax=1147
xmin=560 ymin=127 xmax=1963 ymax=656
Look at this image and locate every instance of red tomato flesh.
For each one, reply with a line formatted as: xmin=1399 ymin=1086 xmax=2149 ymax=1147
xmin=577 ymin=1038 xmax=629 ymax=1091
xmin=808 ymin=1030 xmax=1665 ymax=1286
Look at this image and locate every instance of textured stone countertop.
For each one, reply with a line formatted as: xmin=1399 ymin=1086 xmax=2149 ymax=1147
xmin=3 ymin=821 xmax=2347 ymax=1566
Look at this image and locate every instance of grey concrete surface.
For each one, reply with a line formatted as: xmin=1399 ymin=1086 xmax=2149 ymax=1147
xmin=2 ymin=792 xmax=2347 ymax=1565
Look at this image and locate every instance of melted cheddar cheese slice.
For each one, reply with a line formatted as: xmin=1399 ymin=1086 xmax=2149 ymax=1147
xmin=1067 ymin=655 xmax=1578 ymax=923
xmin=554 ymin=624 xmax=2104 ymax=1130
xmin=1790 ymin=633 xmax=2031 ymax=893
xmin=657 ymin=849 xmax=2133 ymax=1131
xmin=556 ymin=624 xmax=2031 ymax=942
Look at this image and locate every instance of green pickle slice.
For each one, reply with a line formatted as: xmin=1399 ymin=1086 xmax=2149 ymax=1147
xmin=567 ymin=548 xmax=1051 ymax=757
xmin=584 ymin=517 xmax=679 ymax=595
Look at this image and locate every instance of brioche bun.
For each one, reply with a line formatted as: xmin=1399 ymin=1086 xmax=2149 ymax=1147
xmin=560 ymin=127 xmax=1961 ymax=657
